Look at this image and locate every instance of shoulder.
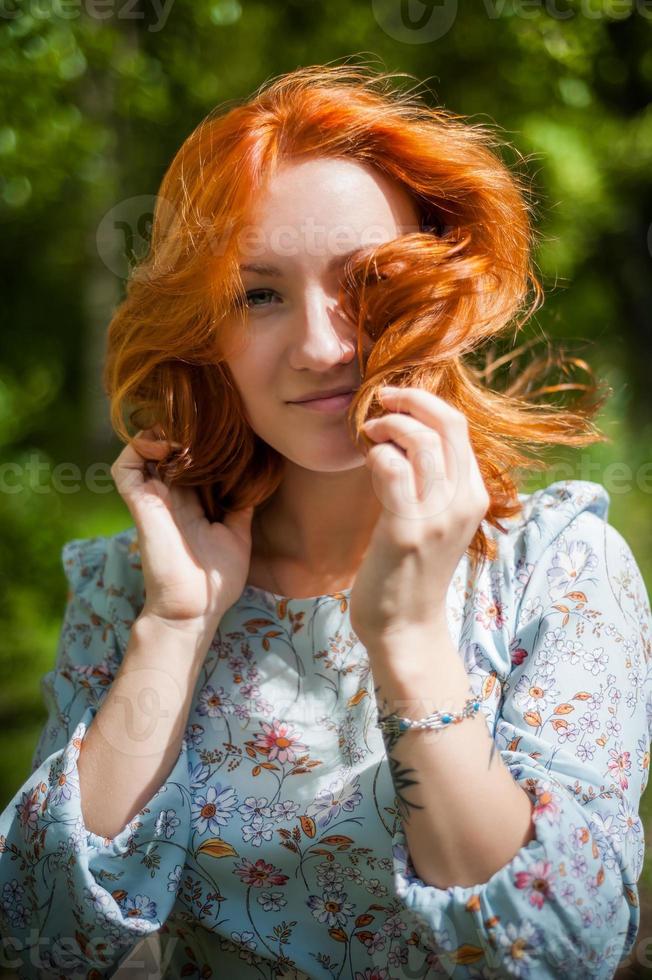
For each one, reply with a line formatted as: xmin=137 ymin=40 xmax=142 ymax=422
xmin=486 ymin=478 xmax=612 ymax=598
xmin=468 ymin=480 xmax=647 ymax=666
xmin=500 ymin=477 xmax=611 ymax=565
xmin=61 ymin=526 xmax=144 ymax=653
xmin=490 ymin=478 xmax=650 ymax=648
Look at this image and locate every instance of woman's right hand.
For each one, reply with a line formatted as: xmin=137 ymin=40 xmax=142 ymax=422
xmin=110 ymin=427 xmax=255 ymax=634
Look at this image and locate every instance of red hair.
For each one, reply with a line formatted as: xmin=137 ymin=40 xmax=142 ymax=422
xmin=103 ymin=60 xmax=609 ymax=576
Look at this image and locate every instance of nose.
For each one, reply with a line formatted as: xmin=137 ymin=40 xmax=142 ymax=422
xmin=287 ymin=285 xmax=358 ymax=371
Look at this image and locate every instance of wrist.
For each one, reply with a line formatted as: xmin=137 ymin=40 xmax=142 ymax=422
xmin=128 ymin=609 xmax=220 ymax=667
xmin=366 ymin=625 xmax=470 ymax=714
xmin=139 ymin=604 xmax=224 ymax=638
xmin=365 ymin=616 xmax=453 ymax=666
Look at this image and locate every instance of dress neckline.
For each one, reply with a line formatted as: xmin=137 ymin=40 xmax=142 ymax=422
xmin=244 ymin=582 xmax=353 ymax=604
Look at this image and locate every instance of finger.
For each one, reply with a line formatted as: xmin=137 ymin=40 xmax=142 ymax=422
xmin=113 ymin=430 xmax=180 ymax=486
xmin=365 ymin=441 xmax=421 ymax=523
xmin=379 ymin=386 xmax=464 ymax=427
xmin=378 ymin=387 xmax=469 ymax=476
xmin=362 ymin=413 xmax=446 ymax=502
xmin=132 ymin=430 xmax=183 ymax=457
xmin=468 ymin=452 xmax=491 ymax=516
xmin=111 ymin=439 xmax=173 ymax=511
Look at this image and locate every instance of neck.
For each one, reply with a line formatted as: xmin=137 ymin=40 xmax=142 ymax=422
xmin=254 ymin=463 xmax=382 ymax=574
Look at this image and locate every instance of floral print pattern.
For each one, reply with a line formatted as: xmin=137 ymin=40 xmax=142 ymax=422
xmin=0 ymin=480 xmax=650 ymax=979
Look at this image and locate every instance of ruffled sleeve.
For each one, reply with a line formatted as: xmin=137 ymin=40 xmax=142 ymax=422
xmin=390 ymin=480 xmax=652 ymax=979
xmin=0 ymin=531 xmax=193 ymax=979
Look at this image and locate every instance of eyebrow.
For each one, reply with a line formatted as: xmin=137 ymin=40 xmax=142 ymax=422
xmin=238 ymin=262 xmax=284 ymax=277
xmin=239 ymin=252 xmax=360 ymax=277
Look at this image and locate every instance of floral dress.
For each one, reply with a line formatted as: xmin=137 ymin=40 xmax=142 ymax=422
xmin=0 ymin=479 xmax=650 ymax=980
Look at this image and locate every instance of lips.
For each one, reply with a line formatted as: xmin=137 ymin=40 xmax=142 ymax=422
xmin=290 ymin=390 xmax=356 ymax=413
xmin=290 ymin=386 xmax=357 ymax=403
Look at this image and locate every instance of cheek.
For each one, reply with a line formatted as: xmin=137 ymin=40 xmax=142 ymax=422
xmin=225 ymin=342 xmax=277 ymax=404
xmin=225 ymin=360 xmax=284 ymax=437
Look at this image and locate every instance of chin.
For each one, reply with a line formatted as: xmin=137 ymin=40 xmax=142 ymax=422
xmin=278 ymin=443 xmax=367 ymax=472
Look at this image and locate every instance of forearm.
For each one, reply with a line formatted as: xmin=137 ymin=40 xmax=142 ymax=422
xmin=369 ymin=627 xmax=535 ymax=889
xmin=77 ymin=613 xmax=213 ymax=840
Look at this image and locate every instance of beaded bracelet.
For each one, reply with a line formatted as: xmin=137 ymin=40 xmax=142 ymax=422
xmin=376 ymin=693 xmax=481 ymax=739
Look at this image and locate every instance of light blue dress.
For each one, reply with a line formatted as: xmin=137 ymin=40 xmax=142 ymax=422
xmin=1 ymin=480 xmax=650 ymax=979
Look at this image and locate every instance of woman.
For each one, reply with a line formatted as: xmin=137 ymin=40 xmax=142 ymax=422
xmin=1 ymin=62 xmax=650 ymax=979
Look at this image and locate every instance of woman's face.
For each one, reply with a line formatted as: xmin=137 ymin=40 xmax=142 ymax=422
xmin=224 ymin=156 xmax=421 ymax=471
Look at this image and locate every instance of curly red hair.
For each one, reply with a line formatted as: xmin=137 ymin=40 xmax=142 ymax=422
xmin=103 ymin=60 xmax=609 ymax=576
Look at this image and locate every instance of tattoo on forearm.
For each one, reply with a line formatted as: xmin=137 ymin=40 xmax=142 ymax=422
xmin=375 ymin=682 xmax=499 ymax=823
xmin=375 ymin=683 xmax=425 ymax=820
xmin=380 ymin=726 xmax=426 ymax=821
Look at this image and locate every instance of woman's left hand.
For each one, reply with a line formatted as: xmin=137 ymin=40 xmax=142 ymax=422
xmin=349 ymin=385 xmax=490 ymax=650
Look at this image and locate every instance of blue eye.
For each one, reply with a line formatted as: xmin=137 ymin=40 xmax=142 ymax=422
xmin=244 ymin=289 xmax=280 ymax=309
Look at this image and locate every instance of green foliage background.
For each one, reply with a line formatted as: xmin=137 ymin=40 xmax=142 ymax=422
xmin=1 ymin=0 xmax=651 ymax=973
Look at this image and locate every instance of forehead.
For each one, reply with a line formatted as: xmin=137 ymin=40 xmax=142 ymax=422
xmin=237 ymin=156 xmax=422 ymax=264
